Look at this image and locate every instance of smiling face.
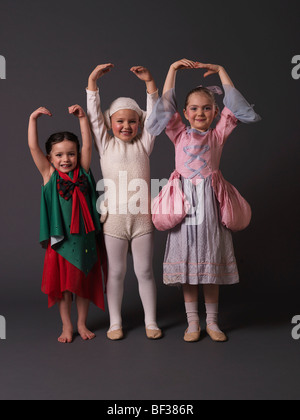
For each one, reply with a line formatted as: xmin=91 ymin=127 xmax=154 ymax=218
xmin=111 ymin=109 xmax=140 ymax=142
xmin=48 ymin=140 xmax=78 ymax=173
xmin=184 ymin=92 xmax=218 ymax=132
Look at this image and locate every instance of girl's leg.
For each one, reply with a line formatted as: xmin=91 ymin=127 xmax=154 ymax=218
xmin=76 ymin=296 xmax=95 ymax=340
xmin=203 ymin=284 xmax=227 ymax=341
xmin=131 ymin=233 xmax=161 ymax=337
xmin=58 ymin=291 xmax=73 ymax=343
xmin=104 ymin=235 xmax=128 ymax=334
xmin=182 ymin=284 xmax=200 ymax=334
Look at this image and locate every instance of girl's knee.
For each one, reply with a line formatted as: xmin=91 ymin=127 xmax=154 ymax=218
xmin=62 ymin=291 xmax=73 ymax=302
xmin=134 ymin=267 xmax=154 ymax=283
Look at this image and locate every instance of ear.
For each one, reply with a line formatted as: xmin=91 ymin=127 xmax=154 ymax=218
xmin=183 ymin=108 xmax=189 ymax=122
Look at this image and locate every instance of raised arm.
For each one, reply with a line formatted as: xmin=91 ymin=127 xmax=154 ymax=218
xmin=130 ymin=66 xmax=158 ymax=94
xmin=68 ymin=105 xmax=92 ymax=172
xmin=28 ymin=107 xmax=53 ymax=183
xmin=86 ymin=64 xmax=115 ymax=156
xmin=195 ymin=63 xmax=234 ymax=87
xmin=130 ymin=66 xmax=159 ymax=155
xmin=163 ymin=59 xmax=198 ymax=94
xmin=87 ymin=63 xmax=114 ymax=91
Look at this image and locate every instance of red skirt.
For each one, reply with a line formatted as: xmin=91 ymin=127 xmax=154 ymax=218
xmin=42 ymin=242 xmax=106 ymax=310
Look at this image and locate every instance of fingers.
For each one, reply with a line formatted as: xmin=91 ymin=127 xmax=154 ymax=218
xmin=100 ymin=63 xmax=114 ymax=73
xmin=172 ymin=58 xmax=199 ymax=71
xmin=31 ymin=107 xmax=52 ymax=118
xmin=179 ymin=58 xmax=198 ymax=68
xmin=68 ymin=104 xmax=85 ymax=117
xmin=130 ymin=66 xmax=146 ymax=72
xmin=130 ymin=66 xmax=149 ymax=76
xmin=195 ymin=63 xmax=220 ymax=76
xmin=203 ymin=71 xmax=215 ymax=78
xmin=38 ymin=106 xmax=52 ymax=115
xmin=89 ymin=63 xmax=114 ymax=80
xmin=68 ymin=104 xmax=79 ymax=114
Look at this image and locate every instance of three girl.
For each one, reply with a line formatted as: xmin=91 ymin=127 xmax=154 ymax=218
xmin=29 ymin=58 xmax=260 ymax=344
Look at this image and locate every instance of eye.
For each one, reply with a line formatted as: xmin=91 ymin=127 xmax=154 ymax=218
xmin=204 ymin=106 xmax=212 ymax=111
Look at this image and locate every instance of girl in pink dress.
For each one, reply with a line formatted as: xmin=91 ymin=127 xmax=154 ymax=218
xmin=147 ymin=59 xmax=261 ymax=342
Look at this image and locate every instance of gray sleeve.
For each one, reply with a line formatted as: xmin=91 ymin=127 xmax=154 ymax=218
xmin=223 ymin=84 xmax=262 ymax=123
xmin=145 ymin=88 xmax=177 ymax=136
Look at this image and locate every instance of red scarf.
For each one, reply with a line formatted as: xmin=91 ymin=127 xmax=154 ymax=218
xmin=57 ymin=166 xmax=95 ymax=235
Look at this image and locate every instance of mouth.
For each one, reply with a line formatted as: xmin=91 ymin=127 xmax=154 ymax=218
xmin=60 ymin=164 xmax=73 ymax=169
xmin=120 ymin=131 xmax=133 ymax=136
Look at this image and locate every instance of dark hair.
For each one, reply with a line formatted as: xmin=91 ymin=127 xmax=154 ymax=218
xmin=45 ymin=132 xmax=80 ymax=155
xmin=184 ymin=87 xmax=217 ymax=110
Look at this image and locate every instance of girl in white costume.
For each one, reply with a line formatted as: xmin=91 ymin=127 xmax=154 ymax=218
xmin=86 ymin=64 xmax=162 ymax=340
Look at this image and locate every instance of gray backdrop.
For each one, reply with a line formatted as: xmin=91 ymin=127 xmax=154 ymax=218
xmin=0 ymin=0 xmax=300 ymax=401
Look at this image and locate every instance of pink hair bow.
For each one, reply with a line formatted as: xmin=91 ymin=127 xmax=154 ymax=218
xmin=197 ymin=85 xmax=223 ymax=95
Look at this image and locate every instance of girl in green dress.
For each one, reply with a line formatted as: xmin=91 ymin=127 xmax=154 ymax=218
xmin=28 ymin=104 xmax=106 ymax=343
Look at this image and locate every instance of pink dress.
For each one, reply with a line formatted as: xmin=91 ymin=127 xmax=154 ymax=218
xmin=162 ymin=108 xmax=242 ymax=286
xmin=146 ymin=85 xmax=260 ymax=286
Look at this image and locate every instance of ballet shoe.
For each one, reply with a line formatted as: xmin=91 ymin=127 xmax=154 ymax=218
xmin=107 ymin=326 xmax=124 ymax=341
xmin=206 ymin=326 xmax=227 ymax=342
xmin=146 ymin=325 xmax=163 ymax=340
xmin=184 ymin=327 xmax=201 ymax=342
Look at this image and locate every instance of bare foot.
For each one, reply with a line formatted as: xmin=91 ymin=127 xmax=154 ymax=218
xmin=78 ymin=325 xmax=96 ymax=341
xmin=58 ymin=326 xmax=73 ymax=343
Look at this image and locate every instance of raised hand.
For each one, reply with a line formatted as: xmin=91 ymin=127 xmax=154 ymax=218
xmin=163 ymin=59 xmax=198 ymax=94
xmin=194 ymin=63 xmax=222 ymax=78
xmin=89 ymin=63 xmax=114 ymax=81
xmin=30 ymin=106 xmax=52 ymax=120
xmin=130 ymin=66 xmax=157 ymax=94
xmin=171 ymin=58 xmax=199 ymax=71
xmin=68 ymin=104 xmax=86 ymax=118
xmin=195 ymin=62 xmax=234 ymax=86
xmin=130 ymin=66 xmax=153 ymax=82
xmin=88 ymin=63 xmax=114 ymax=91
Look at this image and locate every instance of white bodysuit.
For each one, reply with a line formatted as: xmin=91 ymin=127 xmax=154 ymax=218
xmin=86 ymin=88 xmax=160 ymax=332
xmin=86 ymin=88 xmax=159 ymax=241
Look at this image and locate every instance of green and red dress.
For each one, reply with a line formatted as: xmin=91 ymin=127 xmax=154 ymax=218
xmin=39 ymin=165 xmax=107 ymax=309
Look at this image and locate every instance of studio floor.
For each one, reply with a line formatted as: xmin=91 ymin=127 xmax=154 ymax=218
xmin=0 ymin=287 xmax=299 ymax=401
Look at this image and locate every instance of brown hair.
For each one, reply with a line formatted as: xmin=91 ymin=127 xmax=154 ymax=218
xmin=184 ymin=87 xmax=217 ymax=110
xmin=45 ymin=132 xmax=80 ymax=155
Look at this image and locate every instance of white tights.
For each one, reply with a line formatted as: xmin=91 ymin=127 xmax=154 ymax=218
xmin=104 ymin=233 xmax=159 ymax=331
